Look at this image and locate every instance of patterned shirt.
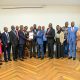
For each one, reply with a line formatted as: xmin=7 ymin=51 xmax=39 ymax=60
xmin=62 ymin=26 xmax=68 ymax=40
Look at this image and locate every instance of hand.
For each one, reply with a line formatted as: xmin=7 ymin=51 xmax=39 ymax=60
xmin=5 ymin=45 xmax=7 ymax=48
xmin=0 ymin=42 xmax=3 ymax=45
xmin=34 ymin=34 xmax=36 ymax=36
xmin=46 ymin=35 xmax=48 ymax=37
xmin=67 ymin=40 xmax=68 ymax=43
xmin=28 ymin=39 xmax=32 ymax=41
xmin=75 ymin=41 xmax=77 ymax=45
xmin=27 ymin=36 xmax=29 ymax=38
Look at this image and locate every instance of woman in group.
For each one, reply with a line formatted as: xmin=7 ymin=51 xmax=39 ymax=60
xmin=55 ymin=25 xmax=64 ymax=59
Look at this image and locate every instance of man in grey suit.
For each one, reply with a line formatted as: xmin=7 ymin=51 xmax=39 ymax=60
xmin=10 ymin=25 xmax=18 ymax=61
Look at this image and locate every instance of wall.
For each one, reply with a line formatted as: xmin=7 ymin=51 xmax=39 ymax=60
xmin=0 ymin=6 xmax=80 ymax=32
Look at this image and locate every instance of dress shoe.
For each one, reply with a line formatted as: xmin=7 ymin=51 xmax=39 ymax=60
xmin=41 ymin=57 xmax=44 ymax=60
xmin=68 ymin=57 xmax=72 ymax=59
xmin=23 ymin=57 xmax=27 ymax=59
xmin=0 ymin=63 xmax=2 ymax=65
xmin=5 ymin=60 xmax=8 ymax=62
xmin=30 ymin=56 xmax=32 ymax=58
xmin=49 ymin=57 xmax=53 ymax=59
xmin=73 ymin=58 xmax=76 ymax=60
xmin=34 ymin=56 xmax=36 ymax=58
xmin=20 ymin=58 xmax=24 ymax=61
xmin=38 ymin=57 xmax=41 ymax=58
xmin=33 ymin=54 xmax=36 ymax=58
xmin=14 ymin=59 xmax=17 ymax=61
xmin=8 ymin=59 xmax=12 ymax=61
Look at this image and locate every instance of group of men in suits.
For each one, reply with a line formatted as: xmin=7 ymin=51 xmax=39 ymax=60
xmin=1 ymin=21 xmax=78 ymax=62
xmin=28 ymin=23 xmax=55 ymax=59
xmin=2 ymin=25 xmax=27 ymax=62
xmin=62 ymin=21 xmax=78 ymax=60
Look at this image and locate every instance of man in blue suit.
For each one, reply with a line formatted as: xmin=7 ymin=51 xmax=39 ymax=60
xmin=18 ymin=25 xmax=26 ymax=61
xmin=67 ymin=21 xmax=78 ymax=60
xmin=37 ymin=26 xmax=44 ymax=59
xmin=2 ymin=27 xmax=12 ymax=62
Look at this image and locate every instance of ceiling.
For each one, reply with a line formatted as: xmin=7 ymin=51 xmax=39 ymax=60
xmin=0 ymin=0 xmax=80 ymax=7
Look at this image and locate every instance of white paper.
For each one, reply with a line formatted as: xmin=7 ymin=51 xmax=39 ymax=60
xmin=29 ymin=32 xmax=34 ymax=39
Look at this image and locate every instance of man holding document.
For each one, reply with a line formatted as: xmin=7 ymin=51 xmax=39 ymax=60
xmin=28 ymin=27 xmax=35 ymax=58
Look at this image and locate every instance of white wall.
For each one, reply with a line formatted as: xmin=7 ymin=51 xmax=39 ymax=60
xmin=0 ymin=6 xmax=80 ymax=32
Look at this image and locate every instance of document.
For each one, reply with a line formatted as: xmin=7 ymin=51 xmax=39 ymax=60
xmin=29 ymin=32 xmax=34 ymax=39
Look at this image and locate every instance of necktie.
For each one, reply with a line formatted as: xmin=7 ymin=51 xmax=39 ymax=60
xmin=72 ymin=27 xmax=74 ymax=32
xmin=6 ymin=33 xmax=10 ymax=43
xmin=48 ymin=28 xmax=50 ymax=33
xmin=16 ymin=30 xmax=18 ymax=37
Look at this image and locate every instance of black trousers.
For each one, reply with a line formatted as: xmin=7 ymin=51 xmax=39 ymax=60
xmin=3 ymin=43 xmax=11 ymax=61
xmin=19 ymin=44 xmax=24 ymax=59
xmin=56 ymin=43 xmax=64 ymax=58
xmin=23 ymin=42 xmax=26 ymax=58
xmin=48 ymin=43 xmax=54 ymax=58
xmin=29 ymin=40 xmax=36 ymax=57
xmin=12 ymin=45 xmax=18 ymax=60
xmin=33 ymin=40 xmax=37 ymax=54
xmin=43 ymin=41 xmax=47 ymax=54
xmin=16 ymin=44 xmax=19 ymax=58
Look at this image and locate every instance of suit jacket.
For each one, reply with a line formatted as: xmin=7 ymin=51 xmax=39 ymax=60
xmin=37 ymin=30 xmax=43 ymax=45
xmin=24 ymin=31 xmax=29 ymax=39
xmin=67 ymin=27 xmax=78 ymax=43
xmin=18 ymin=30 xmax=26 ymax=45
xmin=9 ymin=30 xmax=18 ymax=46
xmin=2 ymin=32 xmax=9 ymax=46
xmin=56 ymin=31 xmax=64 ymax=44
xmin=33 ymin=29 xmax=38 ymax=41
xmin=0 ymin=32 xmax=2 ymax=39
xmin=46 ymin=28 xmax=55 ymax=43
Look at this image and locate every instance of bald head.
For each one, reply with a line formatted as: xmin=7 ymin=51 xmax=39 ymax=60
xmin=48 ymin=23 xmax=52 ymax=28
xmin=20 ymin=25 xmax=24 ymax=31
xmin=11 ymin=25 xmax=15 ymax=31
xmin=71 ymin=21 xmax=75 ymax=27
xmin=65 ymin=22 xmax=69 ymax=27
xmin=4 ymin=27 xmax=8 ymax=32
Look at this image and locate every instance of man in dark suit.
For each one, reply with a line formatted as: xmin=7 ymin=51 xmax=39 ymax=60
xmin=15 ymin=26 xmax=19 ymax=59
xmin=46 ymin=23 xmax=55 ymax=59
xmin=18 ymin=25 xmax=26 ymax=61
xmin=23 ymin=26 xmax=29 ymax=58
xmin=0 ymin=31 xmax=2 ymax=38
xmin=33 ymin=24 xmax=38 ymax=57
xmin=2 ymin=27 xmax=12 ymax=62
xmin=9 ymin=25 xmax=18 ymax=61
xmin=24 ymin=26 xmax=28 ymax=38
